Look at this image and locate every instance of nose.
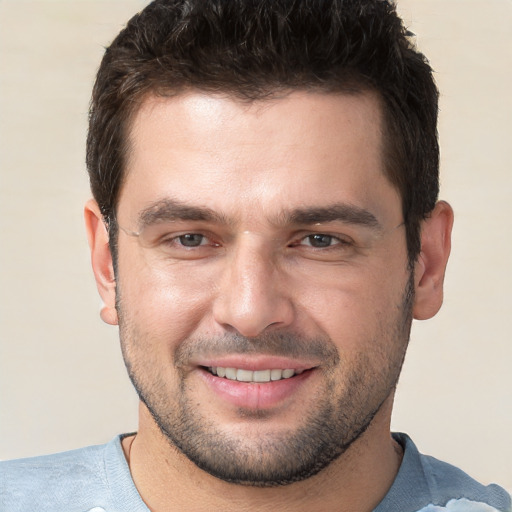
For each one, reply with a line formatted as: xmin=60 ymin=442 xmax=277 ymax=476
xmin=212 ymin=238 xmax=294 ymax=338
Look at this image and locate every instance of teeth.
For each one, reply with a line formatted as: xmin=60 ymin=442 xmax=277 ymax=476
xmin=236 ymin=369 xmax=253 ymax=382
xmin=271 ymin=369 xmax=283 ymax=381
xmin=253 ymin=370 xmax=271 ymax=382
xmin=225 ymin=368 xmax=237 ymax=380
xmin=208 ymin=367 xmax=300 ymax=382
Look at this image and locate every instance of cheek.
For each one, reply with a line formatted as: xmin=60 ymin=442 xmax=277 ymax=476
xmin=116 ymin=250 xmax=218 ymax=343
xmin=293 ymin=263 xmax=410 ymax=351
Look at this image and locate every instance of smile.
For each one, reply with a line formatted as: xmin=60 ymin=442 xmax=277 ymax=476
xmin=208 ymin=367 xmax=305 ymax=382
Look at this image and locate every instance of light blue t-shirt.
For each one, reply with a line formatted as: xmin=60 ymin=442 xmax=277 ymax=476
xmin=0 ymin=433 xmax=510 ymax=512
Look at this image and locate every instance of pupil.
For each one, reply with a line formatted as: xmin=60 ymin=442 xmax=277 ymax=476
xmin=310 ymin=234 xmax=331 ymax=247
xmin=179 ymin=234 xmax=203 ymax=247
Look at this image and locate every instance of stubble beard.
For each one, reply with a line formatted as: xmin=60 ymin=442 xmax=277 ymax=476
xmin=117 ymin=274 xmax=414 ymax=487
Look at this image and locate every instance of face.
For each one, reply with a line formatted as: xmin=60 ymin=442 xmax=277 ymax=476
xmin=112 ymin=91 xmax=413 ymax=485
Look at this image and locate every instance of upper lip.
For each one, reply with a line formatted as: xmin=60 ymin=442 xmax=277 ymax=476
xmin=193 ymin=356 xmax=319 ymax=372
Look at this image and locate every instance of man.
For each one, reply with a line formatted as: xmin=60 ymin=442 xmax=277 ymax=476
xmin=0 ymin=1 xmax=510 ymax=511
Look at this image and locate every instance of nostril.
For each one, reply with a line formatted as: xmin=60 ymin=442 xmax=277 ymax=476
xmin=212 ymin=264 xmax=295 ymax=337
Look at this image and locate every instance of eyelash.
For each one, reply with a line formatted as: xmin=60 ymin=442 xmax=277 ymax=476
xmin=161 ymin=233 xmax=219 ymax=249
xmin=292 ymin=233 xmax=352 ymax=249
xmin=161 ymin=232 xmax=353 ymax=250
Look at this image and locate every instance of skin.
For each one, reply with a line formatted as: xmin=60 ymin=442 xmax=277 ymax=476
xmin=85 ymin=90 xmax=453 ymax=512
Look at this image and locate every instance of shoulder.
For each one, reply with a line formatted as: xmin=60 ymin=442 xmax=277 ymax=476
xmin=418 ymin=450 xmax=510 ymax=510
xmin=0 ymin=439 xmax=116 ymax=512
xmin=379 ymin=433 xmax=511 ymax=512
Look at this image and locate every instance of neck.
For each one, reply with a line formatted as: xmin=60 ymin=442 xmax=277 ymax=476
xmin=122 ymin=397 xmax=402 ymax=512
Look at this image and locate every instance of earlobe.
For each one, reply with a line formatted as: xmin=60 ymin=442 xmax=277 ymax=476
xmin=84 ymin=199 xmax=118 ymax=326
xmin=413 ymin=201 xmax=454 ymax=320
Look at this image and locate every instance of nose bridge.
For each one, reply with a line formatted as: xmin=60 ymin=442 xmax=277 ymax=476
xmin=213 ymin=233 xmax=293 ymax=337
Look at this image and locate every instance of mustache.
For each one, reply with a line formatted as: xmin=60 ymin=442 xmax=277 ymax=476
xmin=174 ymin=332 xmax=340 ymax=367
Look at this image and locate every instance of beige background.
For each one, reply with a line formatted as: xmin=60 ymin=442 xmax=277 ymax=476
xmin=0 ymin=0 xmax=511 ymax=492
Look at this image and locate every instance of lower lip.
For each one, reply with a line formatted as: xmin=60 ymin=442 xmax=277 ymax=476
xmin=198 ymin=368 xmax=313 ymax=410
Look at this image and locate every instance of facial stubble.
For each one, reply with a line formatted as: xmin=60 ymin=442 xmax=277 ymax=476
xmin=116 ymin=273 xmax=414 ymax=487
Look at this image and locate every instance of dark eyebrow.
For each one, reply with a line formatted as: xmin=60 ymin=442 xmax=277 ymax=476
xmin=137 ymin=198 xmax=230 ymax=229
xmin=136 ymin=199 xmax=382 ymax=232
xmin=282 ymin=204 xmax=382 ymax=231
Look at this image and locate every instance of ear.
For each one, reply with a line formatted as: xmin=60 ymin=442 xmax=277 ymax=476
xmin=84 ymin=199 xmax=118 ymax=325
xmin=413 ymin=201 xmax=454 ymax=320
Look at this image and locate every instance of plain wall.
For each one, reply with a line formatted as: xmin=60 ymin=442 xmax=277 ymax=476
xmin=0 ymin=0 xmax=511 ymax=491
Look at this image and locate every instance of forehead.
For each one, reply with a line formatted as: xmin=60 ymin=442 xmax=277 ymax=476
xmin=118 ymin=90 xmax=401 ymax=226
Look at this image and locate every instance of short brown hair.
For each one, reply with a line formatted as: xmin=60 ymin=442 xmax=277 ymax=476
xmin=86 ymin=0 xmax=439 ymax=263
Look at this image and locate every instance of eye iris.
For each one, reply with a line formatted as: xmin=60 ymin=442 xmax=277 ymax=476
xmin=309 ymin=234 xmax=332 ymax=247
xmin=179 ymin=234 xmax=203 ymax=247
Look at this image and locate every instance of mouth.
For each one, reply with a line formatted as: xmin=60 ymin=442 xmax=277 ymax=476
xmin=197 ymin=362 xmax=316 ymax=410
xmin=205 ymin=366 xmax=305 ymax=383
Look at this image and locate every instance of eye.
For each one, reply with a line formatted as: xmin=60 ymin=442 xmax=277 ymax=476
xmin=176 ymin=233 xmax=208 ymax=247
xmin=301 ymin=234 xmax=339 ymax=248
xmin=289 ymin=232 xmax=356 ymax=261
xmin=154 ymin=232 xmax=221 ymax=260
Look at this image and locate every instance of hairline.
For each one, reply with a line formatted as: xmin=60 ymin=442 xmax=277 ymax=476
xmin=113 ymin=82 xmax=393 ymax=215
xmin=107 ymin=83 xmax=417 ymax=268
